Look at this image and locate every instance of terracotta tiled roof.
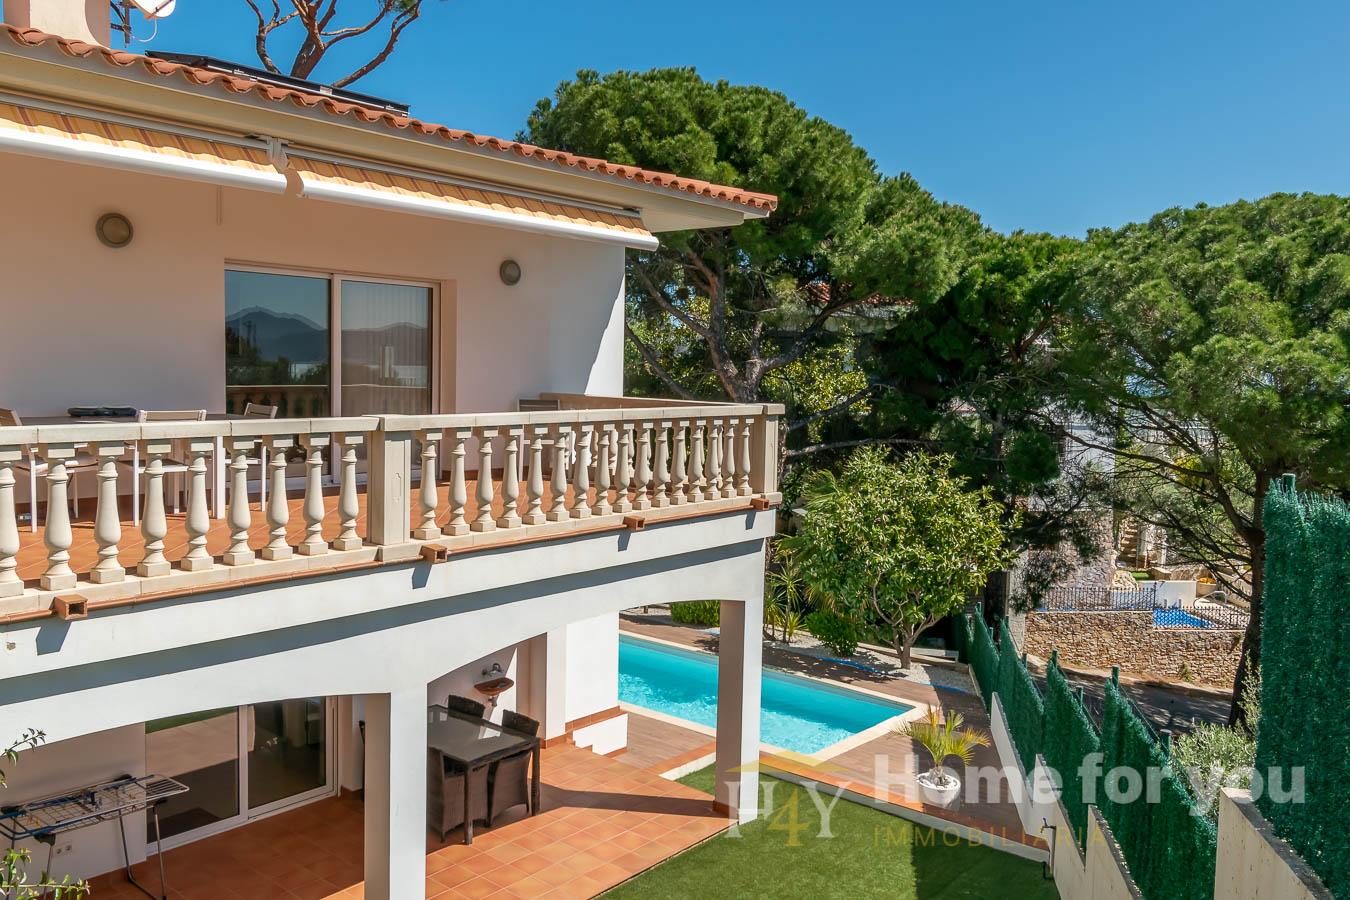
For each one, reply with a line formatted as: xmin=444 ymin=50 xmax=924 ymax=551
xmin=1 ymin=24 xmax=778 ymax=213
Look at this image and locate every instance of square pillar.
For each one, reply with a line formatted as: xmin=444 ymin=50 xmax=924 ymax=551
xmin=362 ymin=688 xmax=427 ymax=900
xmin=715 ymin=594 xmax=764 ymax=823
xmin=367 ymin=428 xmax=412 ymax=547
xmin=528 ymin=629 xmax=569 ymax=744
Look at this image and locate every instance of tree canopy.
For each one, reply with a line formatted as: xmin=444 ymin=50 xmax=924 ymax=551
xmin=522 ymin=69 xmax=984 ymax=434
xmin=784 ymin=449 xmax=1015 ymax=668
xmin=1057 ymin=192 xmax=1350 ymax=724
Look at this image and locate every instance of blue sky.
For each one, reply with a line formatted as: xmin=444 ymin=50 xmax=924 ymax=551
xmin=138 ymin=1 xmax=1349 ymax=235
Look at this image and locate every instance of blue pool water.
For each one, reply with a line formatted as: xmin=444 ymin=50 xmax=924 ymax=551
xmin=1153 ymin=608 xmax=1218 ymax=629
xmin=618 ymin=635 xmax=912 ymax=754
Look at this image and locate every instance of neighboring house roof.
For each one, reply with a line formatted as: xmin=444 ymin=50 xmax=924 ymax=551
xmin=1 ymin=24 xmax=779 ymax=214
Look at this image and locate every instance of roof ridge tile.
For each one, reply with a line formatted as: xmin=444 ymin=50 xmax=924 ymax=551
xmin=0 ymin=23 xmax=777 ymax=212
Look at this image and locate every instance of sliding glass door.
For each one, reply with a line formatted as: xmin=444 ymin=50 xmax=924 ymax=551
xmin=145 ymin=697 xmax=334 ymax=847
xmin=225 ymin=270 xmax=332 ymax=417
xmin=339 ymin=280 xmax=433 ymax=416
xmin=225 ymin=268 xmax=433 ymax=417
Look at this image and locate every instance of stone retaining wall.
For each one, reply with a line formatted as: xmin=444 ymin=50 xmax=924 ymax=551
xmin=1024 ymin=610 xmax=1242 ymax=688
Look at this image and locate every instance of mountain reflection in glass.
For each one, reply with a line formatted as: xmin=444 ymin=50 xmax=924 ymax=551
xmin=225 ymin=270 xmax=331 ymax=416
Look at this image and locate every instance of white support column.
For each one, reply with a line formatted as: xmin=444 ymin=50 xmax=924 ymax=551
xmin=361 ymin=688 xmax=428 ymax=900
xmin=137 ymin=439 xmax=172 ymax=578
xmin=547 ymin=426 xmax=571 ymax=523
xmin=670 ymin=420 xmax=688 ymax=506
xmin=570 ymin=423 xmax=593 ymax=519
xmin=223 ymin=437 xmax=256 ymax=566
xmin=716 ymin=590 xmax=765 ymax=824
xmin=180 ymin=437 xmax=216 ymax=571
xmin=593 ymin=423 xmax=613 ymax=517
xmin=471 ymin=428 xmax=496 ymax=533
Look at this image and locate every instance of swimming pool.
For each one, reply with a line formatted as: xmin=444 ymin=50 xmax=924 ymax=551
xmin=618 ymin=635 xmax=913 ymax=755
xmin=1153 ymin=608 xmax=1219 ymax=629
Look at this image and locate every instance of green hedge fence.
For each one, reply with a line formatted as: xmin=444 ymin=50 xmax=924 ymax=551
xmin=1041 ymin=653 xmax=1100 ymax=850
xmin=1257 ymin=478 xmax=1349 ymax=896
xmin=961 ymin=613 xmax=1218 ymax=900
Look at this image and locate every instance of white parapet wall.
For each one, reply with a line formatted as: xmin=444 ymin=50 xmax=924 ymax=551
xmin=989 ymin=692 xmax=1142 ymax=900
xmin=1214 ymin=789 xmax=1333 ymax=900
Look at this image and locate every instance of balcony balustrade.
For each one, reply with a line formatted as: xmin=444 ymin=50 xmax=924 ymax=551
xmin=0 ymin=399 xmax=781 ymax=616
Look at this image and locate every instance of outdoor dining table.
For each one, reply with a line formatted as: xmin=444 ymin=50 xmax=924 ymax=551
xmin=427 ymin=704 xmax=541 ymax=845
xmin=24 ymin=413 xmax=241 ymax=520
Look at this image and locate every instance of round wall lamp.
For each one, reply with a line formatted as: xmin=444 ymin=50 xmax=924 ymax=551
xmin=499 ymin=259 xmax=522 ymax=286
xmin=96 ymin=213 xmax=134 ymax=249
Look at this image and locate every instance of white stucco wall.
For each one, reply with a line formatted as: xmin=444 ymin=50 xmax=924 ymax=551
xmin=565 ymin=612 xmax=620 ymax=723
xmin=2 ymin=726 xmax=148 ymax=881
xmin=0 ymin=153 xmax=625 ymax=418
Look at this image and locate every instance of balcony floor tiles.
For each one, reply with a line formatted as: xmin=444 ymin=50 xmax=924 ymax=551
xmin=87 ymin=744 xmax=729 ymax=899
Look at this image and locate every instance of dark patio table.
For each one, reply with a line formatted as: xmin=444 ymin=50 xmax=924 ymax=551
xmin=427 ymin=704 xmax=541 ymax=845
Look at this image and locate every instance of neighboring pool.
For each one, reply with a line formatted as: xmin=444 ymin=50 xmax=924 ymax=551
xmin=1153 ymin=608 xmax=1219 ymax=629
xmin=618 ymin=635 xmax=913 ymax=755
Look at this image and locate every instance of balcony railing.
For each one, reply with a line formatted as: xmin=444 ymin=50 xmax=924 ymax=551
xmin=0 ymin=399 xmax=781 ymax=616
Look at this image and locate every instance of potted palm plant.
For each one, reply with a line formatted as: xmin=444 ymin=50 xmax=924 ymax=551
xmin=899 ymin=709 xmax=991 ymax=808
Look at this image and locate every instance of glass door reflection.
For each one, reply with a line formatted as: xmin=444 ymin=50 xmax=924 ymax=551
xmin=145 ymin=708 xmax=240 ymax=842
xmin=247 ymin=698 xmax=328 ymax=811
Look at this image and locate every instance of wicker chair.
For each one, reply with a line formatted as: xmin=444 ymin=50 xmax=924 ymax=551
xmin=443 ymin=695 xmax=487 ymax=719
xmin=487 ymin=711 xmax=540 ymax=826
xmin=427 ymin=749 xmax=488 ymax=842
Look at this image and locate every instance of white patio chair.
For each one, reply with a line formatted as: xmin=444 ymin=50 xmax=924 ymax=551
xmin=238 ymin=401 xmax=278 ymax=509
xmin=121 ymin=409 xmax=207 ymax=525
xmin=0 ymin=408 xmax=98 ymax=532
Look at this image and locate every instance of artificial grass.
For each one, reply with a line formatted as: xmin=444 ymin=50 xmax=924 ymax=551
xmin=603 ymin=768 xmax=1059 ymax=900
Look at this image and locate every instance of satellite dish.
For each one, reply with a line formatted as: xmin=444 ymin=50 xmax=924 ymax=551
xmin=128 ymin=0 xmax=177 ymax=18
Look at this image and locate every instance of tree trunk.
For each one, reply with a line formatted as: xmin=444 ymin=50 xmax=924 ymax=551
xmin=895 ymin=633 xmax=913 ymax=670
xmin=1229 ymin=473 xmax=1269 ymax=730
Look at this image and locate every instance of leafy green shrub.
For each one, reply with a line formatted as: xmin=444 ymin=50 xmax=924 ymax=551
xmin=1171 ymin=723 xmax=1255 ymax=820
xmin=804 ymin=609 xmax=860 ymax=656
xmin=669 ymin=600 xmax=720 ymax=627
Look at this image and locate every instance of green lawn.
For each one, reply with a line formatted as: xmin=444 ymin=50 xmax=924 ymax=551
xmin=604 ymin=768 xmax=1059 ymax=900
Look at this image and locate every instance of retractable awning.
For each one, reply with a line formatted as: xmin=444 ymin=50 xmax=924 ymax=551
xmin=0 ymin=92 xmax=658 ymax=250
xmin=0 ymin=93 xmax=287 ymax=192
xmin=288 ymin=152 xmax=658 ymax=251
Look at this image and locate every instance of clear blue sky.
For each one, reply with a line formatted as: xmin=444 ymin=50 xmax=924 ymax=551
xmin=138 ymin=0 xmax=1349 ymax=235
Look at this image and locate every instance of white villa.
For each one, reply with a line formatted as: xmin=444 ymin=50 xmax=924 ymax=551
xmin=0 ymin=4 xmax=781 ymax=897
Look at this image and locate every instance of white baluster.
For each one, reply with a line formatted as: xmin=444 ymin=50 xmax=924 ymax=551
xmin=738 ymin=417 xmax=754 ymax=496
xmin=547 ymin=426 xmax=571 ymax=522
xmin=524 ymin=425 xmax=547 ymax=525
xmin=497 ymin=426 xmax=523 ymax=529
xmin=670 ymin=421 xmax=688 ymax=506
xmin=652 ymin=421 xmax=671 ymax=508
xmin=633 ymin=421 xmax=653 ymax=510
xmin=689 ymin=420 xmax=705 ymax=503
xmin=137 ymin=439 xmax=171 ymax=577
xmin=723 ymin=417 xmax=739 ymax=499
xmin=0 ymin=448 xmax=23 ymax=597
xmin=259 ymin=436 xmax=292 ymax=561
xmin=444 ymin=428 xmax=471 ymax=536
xmin=89 ymin=441 xmax=126 ymax=583
xmin=332 ymin=433 xmax=363 ymax=551
xmin=471 ymin=428 xmax=496 ymax=532
xmin=613 ymin=425 xmax=633 ymax=514
xmin=38 ymin=443 xmax=77 ymax=591
xmin=707 ymin=420 xmax=723 ymax=500
xmin=298 ymin=433 xmax=330 ymax=554
xmin=594 ymin=424 xmax=614 ymax=516
xmin=181 ymin=437 xmax=216 ymax=571
xmin=412 ymin=430 xmax=442 ymax=540
xmin=571 ymin=423 xmax=593 ymax=519
xmin=223 ymin=437 xmax=256 ymax=566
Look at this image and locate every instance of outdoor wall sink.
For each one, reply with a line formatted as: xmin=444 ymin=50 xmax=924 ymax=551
xmin=474 ymin=676 xmax=514 ymax=699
